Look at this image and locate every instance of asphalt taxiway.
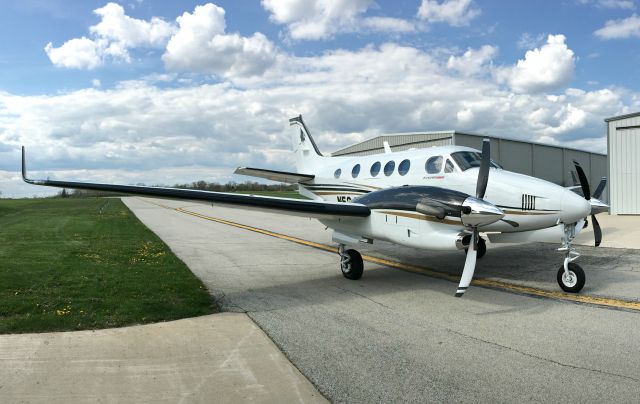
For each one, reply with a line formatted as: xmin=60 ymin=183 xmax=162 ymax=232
xmin=122 ymin=197 xmax=640 ymax=403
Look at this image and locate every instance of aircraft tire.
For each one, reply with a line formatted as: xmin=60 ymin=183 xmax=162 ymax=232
xmin=341 ymin=249 xmax=363 ymax=280
xmin=557 ymin=263 xmax=585 ymax=293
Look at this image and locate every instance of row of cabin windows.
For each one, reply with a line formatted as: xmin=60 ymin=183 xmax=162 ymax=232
xmin=333 ymin=155 xmax=457 ymax=179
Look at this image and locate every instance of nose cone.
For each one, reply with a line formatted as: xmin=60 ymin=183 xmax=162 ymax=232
xmin=461 ymin=196 xmax=505 ymax=227
xmin=561 ymin=189 xmax=591 ymax=223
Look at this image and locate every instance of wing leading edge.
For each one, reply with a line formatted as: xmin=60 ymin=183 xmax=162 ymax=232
xmin=21 ymin=147 xmax=370 ymax=219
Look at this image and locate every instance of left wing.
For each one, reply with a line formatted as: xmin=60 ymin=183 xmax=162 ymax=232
xmin=21 ymin=147 xmax=370 ymax=220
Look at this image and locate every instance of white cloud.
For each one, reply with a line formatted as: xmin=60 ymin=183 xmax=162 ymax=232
xmin=90 ymin=3 xmax=174 ymax=48
xmin=361 ymin=17 xmax=417 ymax=33
xmin=45 ymin=2 xmax=175 ymax=68
xmin=447 ymin=45 xmax=497 ymax=76
xmin=162 ymin=3 xmax=278 ymax=77
xmin=595 ymin=14 xmax=640 ymax=39
xmin=6 ymin=40 xmax=636 ymax=197
xmin=517 ymin=32 xmax=546 ymax=49
xmin=417 ymin=0 xmax=480 ymax=26
xmin=44 ymin=37 xmax=103 ymax=70
xmin=581 ymin=0 xmax=636 ymax=10
xmin=496 ymin=34 xmax=575 ymax=93
xmin=261 ymin=0 xmax=416 ymax=40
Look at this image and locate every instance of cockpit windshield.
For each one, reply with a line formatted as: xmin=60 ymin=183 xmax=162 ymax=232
xmin=450 ymin=151 xmax=502 ymax=171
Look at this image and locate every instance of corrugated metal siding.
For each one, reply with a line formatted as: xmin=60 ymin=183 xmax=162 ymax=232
xmin=533 ymin=145 xmax=563 ymax=185
xmin=332 ymin=132 xmax=453 ymax=156
xmin=609 ymin=113 xmax=640 ymax=214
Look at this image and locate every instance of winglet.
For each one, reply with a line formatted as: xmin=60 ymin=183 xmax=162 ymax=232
xmin=21 ymin=146 xmax=34 ymax=184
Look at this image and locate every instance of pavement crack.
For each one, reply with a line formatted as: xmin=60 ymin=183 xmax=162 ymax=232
xmin=334 ymin=285 xmax=393 ymax=309
xmin=446 ymin=328 xmax=640 ymax=384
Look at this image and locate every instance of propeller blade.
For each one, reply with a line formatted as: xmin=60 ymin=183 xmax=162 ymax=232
xmin=570 ymin=170 xmax=579 ymax=186
xmin=455 ymin=229 xmax=478 ymax=297
xmin=592 ymin=177 xmax=607 ymax=200
xmin=476 ymin=139 xmax=491 ymax=199
xmin=592 ymin=214 xmax=602 ymax=247
xmin=573 ymin=161 xmax=591 ymax=201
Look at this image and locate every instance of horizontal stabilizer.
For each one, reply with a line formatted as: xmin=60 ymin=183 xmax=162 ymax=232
xmin=235 ymin=167 xmax=314 ymax=184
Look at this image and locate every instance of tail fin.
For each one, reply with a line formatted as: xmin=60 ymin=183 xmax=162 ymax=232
xmin=289 ymin=115 xmax=326 ymax=172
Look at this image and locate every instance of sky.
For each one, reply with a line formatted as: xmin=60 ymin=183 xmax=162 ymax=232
xmin=1 ymin=0 xmax=640 ymax=197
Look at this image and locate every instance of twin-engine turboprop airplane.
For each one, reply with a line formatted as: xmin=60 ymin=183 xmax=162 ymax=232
xmin=21 ymin=115 xmax=608 ymax=296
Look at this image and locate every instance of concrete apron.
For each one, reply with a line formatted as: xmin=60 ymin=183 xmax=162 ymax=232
xmin=0 ymin=313 xmax=327 ymax=404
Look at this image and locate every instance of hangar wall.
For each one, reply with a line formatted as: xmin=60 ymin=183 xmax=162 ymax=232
xmin=332 ymin=130 xmax=608 ymax=201
xmin=607 ymin=112 xmax=640 ymax=215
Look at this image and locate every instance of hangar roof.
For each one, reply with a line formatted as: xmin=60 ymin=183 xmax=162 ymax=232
xmin=332 ymin=130 xmax=606 ymax=157
xmin=605 ymin=112 xmax=640 ymax=122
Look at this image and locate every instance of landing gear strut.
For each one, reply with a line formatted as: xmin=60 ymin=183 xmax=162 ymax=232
xmin=339 ymin=244 xmax=363 ymax=280
xmin=557 ymin=222 xmax=586 ymax=293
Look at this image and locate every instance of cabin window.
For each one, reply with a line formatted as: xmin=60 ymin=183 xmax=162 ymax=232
xmin=445 ymin=159 xmax=455 ymax=173
xmin=352 ymin=164 xmax=361 ymax=178
xmin=334 ymin=168 xmax=342 ymax=178
xmin=425 ymin=156 xmax=443 ymax=174
xmin=398 ymin=159 xmax=410 ymax=176
xmin=370 ymin=161 xmax=381 ymax=177
xmin=383 ymin=161 xmax=395 ymax=176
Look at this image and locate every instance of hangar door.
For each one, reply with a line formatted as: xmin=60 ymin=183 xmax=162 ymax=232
xmin=610 ymin=127 xmax=640 ymax=214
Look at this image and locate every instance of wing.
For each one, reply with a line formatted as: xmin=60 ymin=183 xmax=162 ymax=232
xmin=234 ymin=167 xmax=314 ymax=183
xmin=21 ymin=147 xmax=370 ymax=220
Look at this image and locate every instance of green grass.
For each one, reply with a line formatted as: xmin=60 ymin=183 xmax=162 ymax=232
xmin=0 ymin=198 xmax=214 ymax=334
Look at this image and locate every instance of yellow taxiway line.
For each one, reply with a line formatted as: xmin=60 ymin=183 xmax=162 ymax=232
xmin=139 ymin=198 xmax=640 ymax=312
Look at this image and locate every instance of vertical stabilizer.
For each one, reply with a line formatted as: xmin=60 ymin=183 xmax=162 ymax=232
xmin=289 ymin=115 xmax=326 ymax=172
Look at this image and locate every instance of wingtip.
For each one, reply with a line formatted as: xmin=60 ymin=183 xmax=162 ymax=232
xmin=21 ymin=145 xmax=33 ymax=184
xmin=21 ymin=146 xmax=26 ymax=180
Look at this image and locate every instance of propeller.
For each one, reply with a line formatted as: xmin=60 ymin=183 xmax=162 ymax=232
xmin=455 ymin=139 xmax=502 ymax=297
xmin=573 ymin=161 xmax=605 ymax=247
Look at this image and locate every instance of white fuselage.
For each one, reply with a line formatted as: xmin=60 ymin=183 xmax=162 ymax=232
xmin=298 ymin=145 xmax=591 ymax=250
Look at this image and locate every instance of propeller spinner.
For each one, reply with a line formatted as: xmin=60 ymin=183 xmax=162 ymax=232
xmin=573 ymin=162 xmax=607 ymax=247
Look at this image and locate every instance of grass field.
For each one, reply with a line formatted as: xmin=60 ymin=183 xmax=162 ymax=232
xmin=0 ymin=198 xmax=214 ymax=334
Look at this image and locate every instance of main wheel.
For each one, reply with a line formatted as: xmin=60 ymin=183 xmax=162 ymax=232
xmin=341 ymin=249 xmax=363 ymax=280
xmin=557 ymin=263 xmax=585 ymax=293
xmin=465 ymin=237 xmax=487 ymax=259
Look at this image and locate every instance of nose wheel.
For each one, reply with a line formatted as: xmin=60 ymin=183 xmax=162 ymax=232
xmin=339 ymin=246 xmax=363 ymax=280
xmin=557 ymin=263 xmax=585 ymax=293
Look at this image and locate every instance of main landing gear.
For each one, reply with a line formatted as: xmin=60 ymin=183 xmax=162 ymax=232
xmin=339 ymin=244 xmax=363 ymax=280
xmin=557 ymin=222 xmax=586 ymax=293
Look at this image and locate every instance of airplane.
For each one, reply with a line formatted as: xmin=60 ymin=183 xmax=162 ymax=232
xmin=21 ymin=115 xmax=609 ymax=297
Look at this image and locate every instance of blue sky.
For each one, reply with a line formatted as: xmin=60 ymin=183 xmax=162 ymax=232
xmin=1 ymin=0 xmax=639 ymax=196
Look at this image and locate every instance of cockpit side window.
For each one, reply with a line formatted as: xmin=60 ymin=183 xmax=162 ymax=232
xmin=444 ymin=159 xmax=456 ymax=173
xmin=451 ymin=151 xmax=501 ymax=171
xmin=425 ymin=156 xmax=443 ymax=174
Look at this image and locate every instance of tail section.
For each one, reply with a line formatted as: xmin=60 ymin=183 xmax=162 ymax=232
xmin=289 ymin=115 xmax=327 ymax=172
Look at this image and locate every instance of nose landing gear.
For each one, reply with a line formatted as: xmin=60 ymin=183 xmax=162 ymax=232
xmin=557 ymin=222 xmax=586 ymax=293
